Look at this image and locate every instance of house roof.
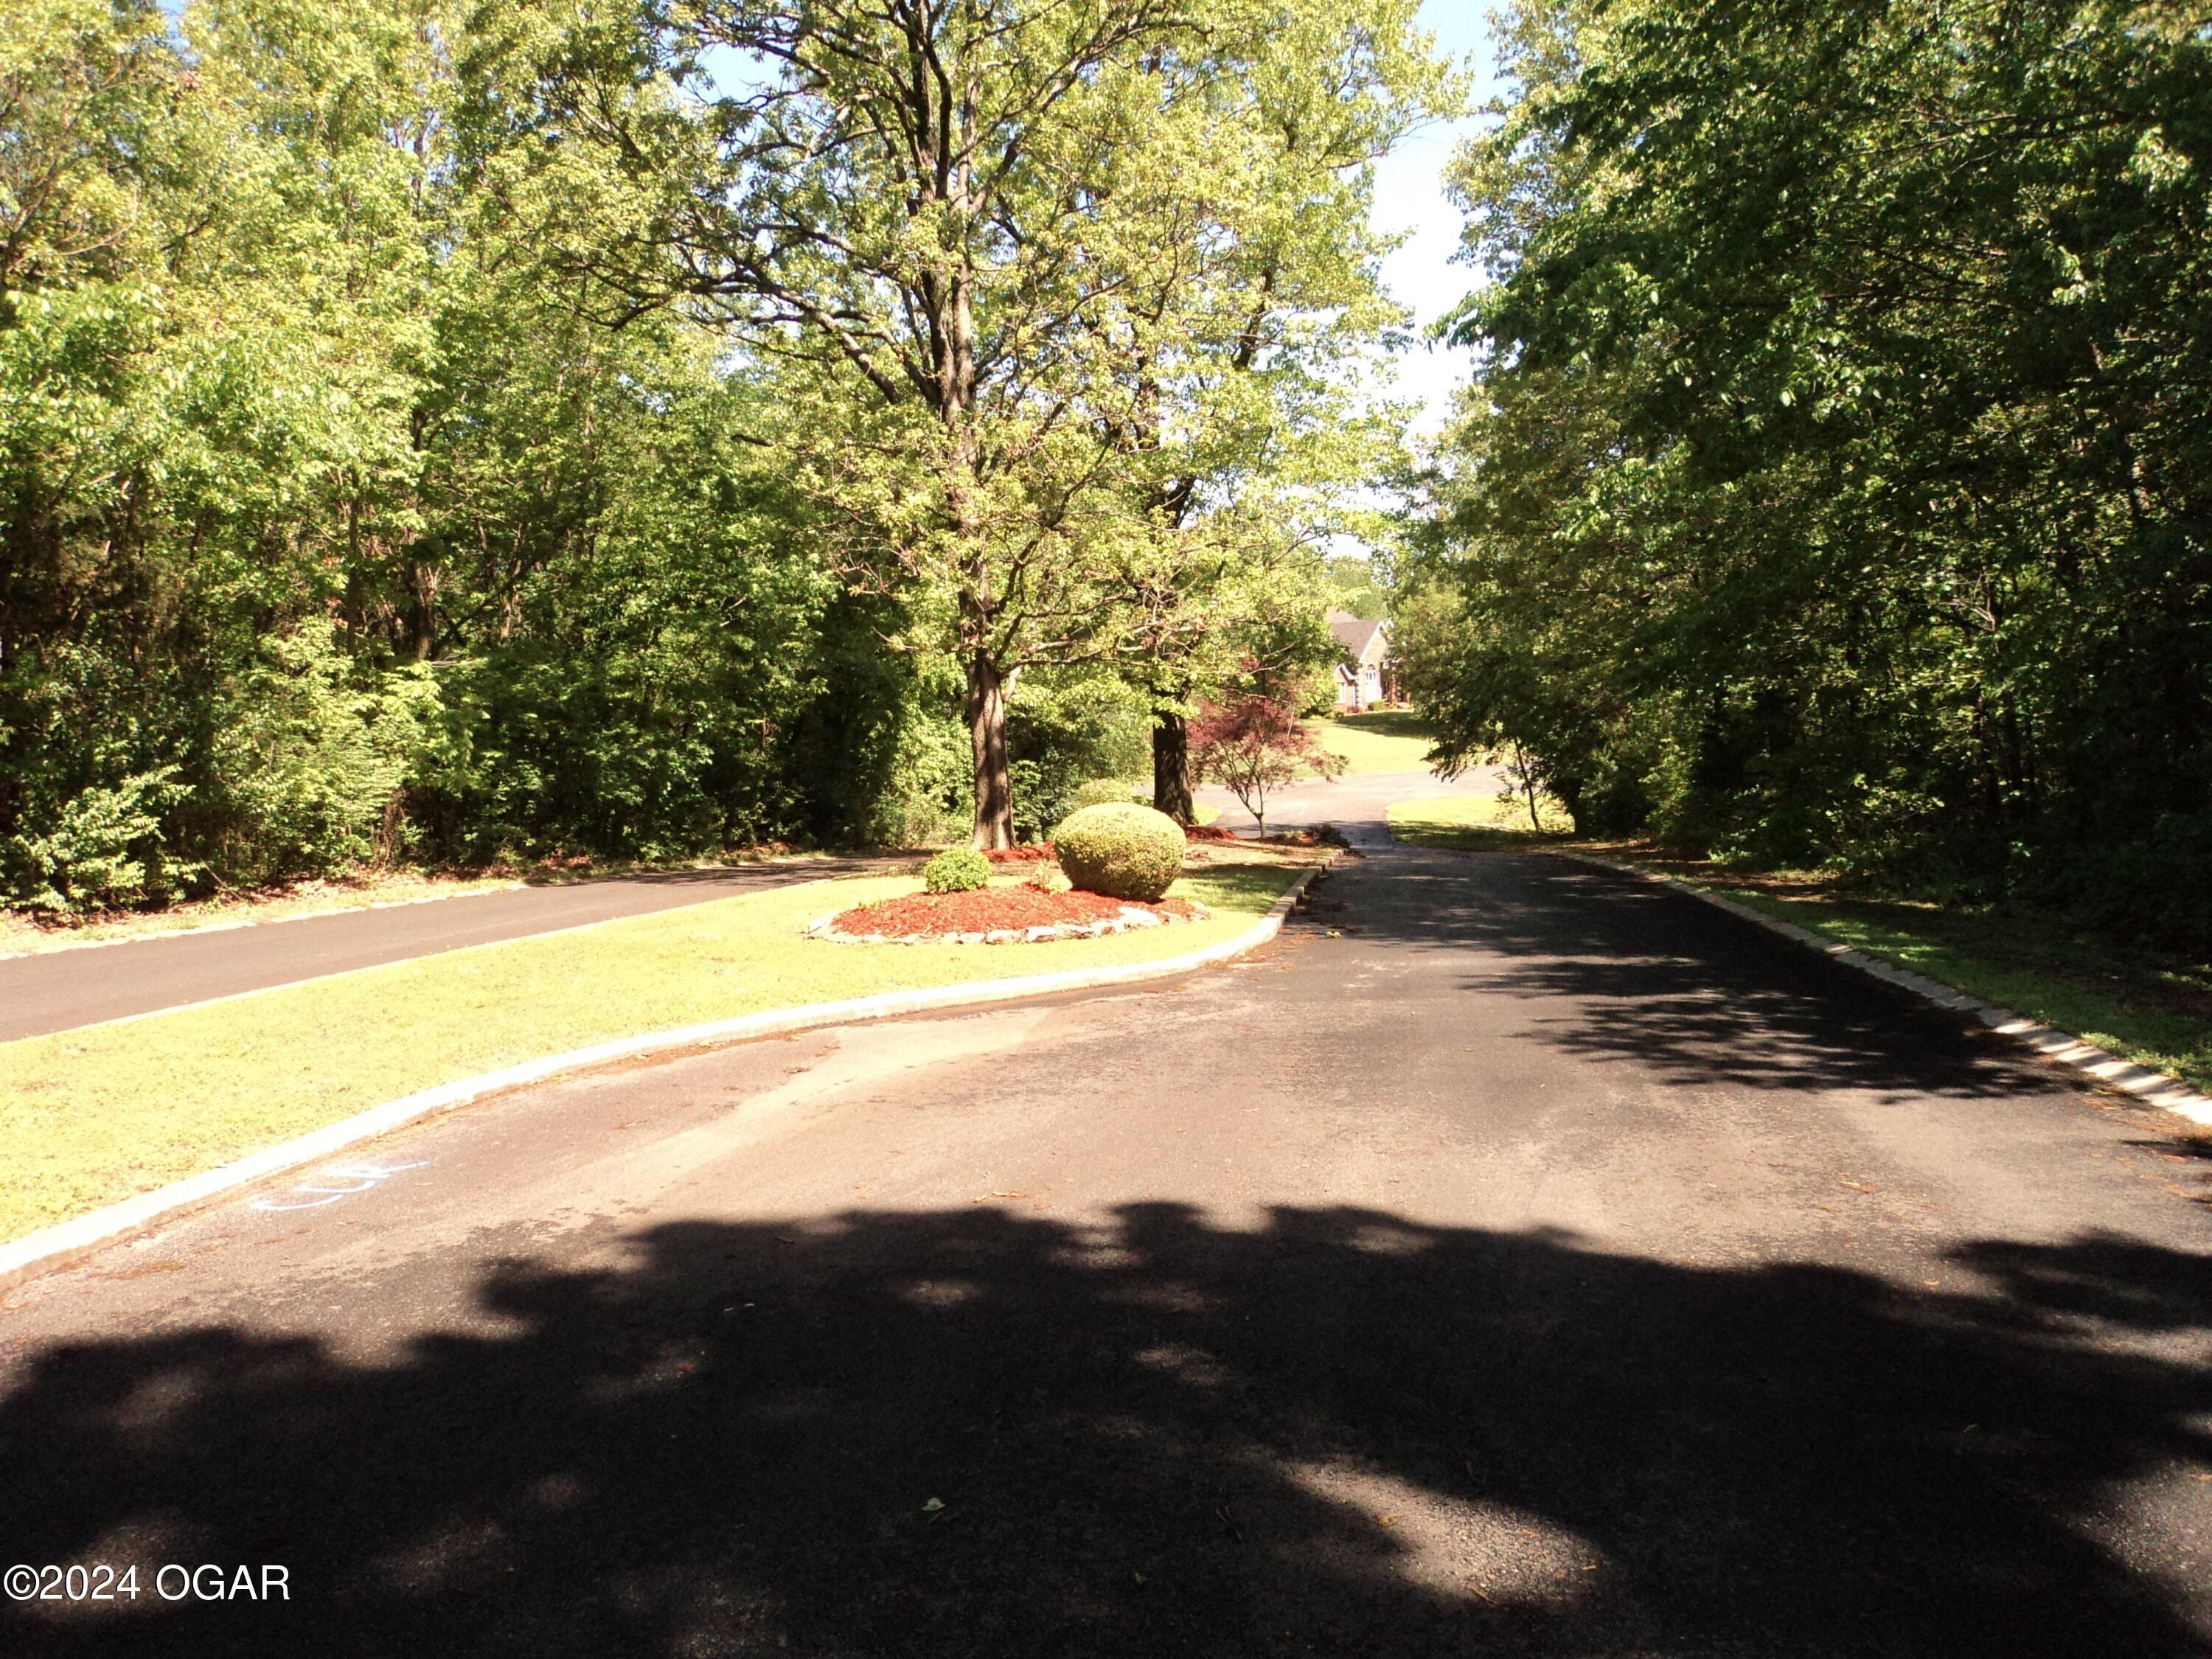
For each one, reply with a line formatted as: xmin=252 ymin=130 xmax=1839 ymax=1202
xmin=1328 ymin=610 xmax=1389 ymax=664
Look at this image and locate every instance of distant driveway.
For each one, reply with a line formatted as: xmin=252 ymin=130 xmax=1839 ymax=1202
xmin=1197 ymin=763 xmax=1502 ymax=846
xmin=0 ymin=860 xmax=900 ymax=1043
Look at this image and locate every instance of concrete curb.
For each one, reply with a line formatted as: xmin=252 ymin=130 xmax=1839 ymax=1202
xmin=0 ymin=860 xmax=1330 ymax=1296
xmin=1562 ymin=853 xmax=2212 ymax=1130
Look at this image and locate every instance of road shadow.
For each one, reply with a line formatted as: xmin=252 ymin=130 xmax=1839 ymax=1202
xmin=3 ymin=1206 xmax=2207 ymax=1656
xmin=1306 ymin=851 xmax=2065 ymax=1102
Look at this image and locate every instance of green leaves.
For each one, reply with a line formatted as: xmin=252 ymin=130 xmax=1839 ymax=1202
xmin=1411 ymin=0 xmax=2212 ymax=935
xmin=1 ymin=0 xmax=1463 ymax=896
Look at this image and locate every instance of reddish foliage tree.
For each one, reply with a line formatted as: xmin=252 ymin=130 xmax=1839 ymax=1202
xmin=1189 ymin=696 xmax=1347 ymax=835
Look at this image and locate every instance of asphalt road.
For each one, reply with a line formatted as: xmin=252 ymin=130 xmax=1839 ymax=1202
xmin=0 ymin=766 xmax=1481 ymax=1043
xmin=4 ymin=842 xmax=2211 ymax=1657
xmin=0 ymin=860 xmax=899 ymax=1043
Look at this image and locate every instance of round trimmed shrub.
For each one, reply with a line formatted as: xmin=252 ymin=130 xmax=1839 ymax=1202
xmin=1069 ymin=778 xmax=1144 ymax=811
xmin=923 ymin=847 xmax=991 ymax=893
xmin=1051 ymin=802 xmax=1186 ymax=902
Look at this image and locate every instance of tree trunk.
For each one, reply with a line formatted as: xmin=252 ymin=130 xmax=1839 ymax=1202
xmin=1152 ymin=709 xmax=1194 ymax=824
xmin=1554 ymin=775 xmax=1586 ymax=835
xmin=406 ymin=558 xmax=437 ymax=661
xmin=966 ymin=655 xmax=1014 ymax=849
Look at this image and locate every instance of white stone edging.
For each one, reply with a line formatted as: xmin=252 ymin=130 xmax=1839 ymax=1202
xmin=1563 ymin=853 xmax=2212 ymax=1130
xmin=0 ymin=860 xmax=1330 ymax=1297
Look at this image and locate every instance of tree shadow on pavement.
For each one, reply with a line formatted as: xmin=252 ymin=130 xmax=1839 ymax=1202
xmin=1323 ymin=852 xmax=2064 ymax=1102
xmin=4 ymin=1206 xmax=2208 ymax=1657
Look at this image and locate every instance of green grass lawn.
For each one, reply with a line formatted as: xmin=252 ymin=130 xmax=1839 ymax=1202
xmin=1312 ymin=711 xmax=1439 ymax=776
xmin=0 ymin=859 xmax=1305 ymax=1245
xmin=1711 ymin=886 xmax=2212 ymax=1097
xmin=1388 ymin=790 xmax=1574 ymax=850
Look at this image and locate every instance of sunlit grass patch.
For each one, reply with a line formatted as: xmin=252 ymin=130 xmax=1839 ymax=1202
xmin=1388 ymin=790 xmax=1573 ymax=850
xmin=0 ymin=860 xmax=1303 ymax=1245
xmin=1311 ymin=712 xmax=1439 ymax=776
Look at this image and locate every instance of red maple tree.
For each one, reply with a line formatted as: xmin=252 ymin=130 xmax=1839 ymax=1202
xmin=1189 ymin=696 xmax=1346 ymax=835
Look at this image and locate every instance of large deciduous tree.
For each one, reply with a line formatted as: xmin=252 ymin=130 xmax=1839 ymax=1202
xmin=542 ymin=0 xmax=1452 ymax=846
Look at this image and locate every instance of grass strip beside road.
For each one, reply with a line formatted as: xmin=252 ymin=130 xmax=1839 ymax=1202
xmin=1570 ymin=844 xmax=2212 ymax=1100
xmin=0 ymin=860 xmax=1307 ymax=1245
xmin=1388 ymin=797 xmax=2212 ymax=1099
xmin=1705 ymin=885 xmax=2212 ymax=1099
xmin=0 ymin=852 xmax=856 ymax=961
xmin=0 ymin=870 xmax=526 ymax=959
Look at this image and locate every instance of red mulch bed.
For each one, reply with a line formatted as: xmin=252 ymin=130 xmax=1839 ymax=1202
xmin=983 ymin=844 xmax=1056 ymax=863
xmin=1186 ymin=825 xmax=1241 ymax=843
xmin=835 ymin=885 xmax=1200 ymax=940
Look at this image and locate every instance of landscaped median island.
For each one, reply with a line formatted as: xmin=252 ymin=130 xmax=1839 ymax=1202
xmin=0 ymin=846 xmax=1312 ymax=1245
xmin=813 ymin=884 xmax=1206 ymax=945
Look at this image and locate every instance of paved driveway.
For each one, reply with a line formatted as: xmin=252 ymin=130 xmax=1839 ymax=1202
xmin=0 ymin=860 xmax=900 ymax=1042
xmin=2 ymin=768 xmax=1485 ymax=1043
xmin=2 ymin=842 xmax=2208 ymax=1655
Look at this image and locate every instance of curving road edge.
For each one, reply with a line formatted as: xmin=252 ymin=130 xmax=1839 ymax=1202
xmin=1565 ymin=853 xmax=2212 ymax=1131
xmin=0 ymin=860 xmax=1332 ymax=1297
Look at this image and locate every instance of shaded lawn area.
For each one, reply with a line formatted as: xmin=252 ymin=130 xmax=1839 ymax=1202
xmin=1311 ymin=711 xmax=1439 ymax=776
xmin=1090 ymin=784 xmax=1222 ymax=825
xmin=0 ymin=860 xmax=1306 ymax=1244
xmin=1583 ymin=848 xmax=2212 ymax=1099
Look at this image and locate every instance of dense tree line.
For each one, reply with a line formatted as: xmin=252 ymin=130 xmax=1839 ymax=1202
xmin=1 ymin=0 xmax=1449 ymax=908
xmin=1401 ymin=0 xmax=2212 ymax=948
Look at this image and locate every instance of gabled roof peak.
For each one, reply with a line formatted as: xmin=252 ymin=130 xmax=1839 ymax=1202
xmin=1327 ymin=609 xmax=1388 ymax=661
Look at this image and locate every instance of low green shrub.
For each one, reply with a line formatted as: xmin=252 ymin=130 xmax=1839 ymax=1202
xmin=1051 ymin=802 xmax=1186 ymax=902
xmin=1070 ymin=778 xmax=1143 ymax=811
xmin=3 ymin=766 xmax=197 ymax=914
xmin=923 ymin=846 xmax=992 ymax=893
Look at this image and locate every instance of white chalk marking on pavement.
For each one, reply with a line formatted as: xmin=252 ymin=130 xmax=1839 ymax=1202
xmin=249 ymin=1161 xmax=430 ymax=1213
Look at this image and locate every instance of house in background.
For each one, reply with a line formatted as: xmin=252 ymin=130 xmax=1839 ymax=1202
xmin=1329 ymin=610 xmax=1395 ymax=711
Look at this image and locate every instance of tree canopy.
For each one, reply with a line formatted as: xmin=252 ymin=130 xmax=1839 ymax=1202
xmin=0 ymin=0 xmax=1454 ymax=906
xmin=1400 ymin=0 xmax=2212 ymax=947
